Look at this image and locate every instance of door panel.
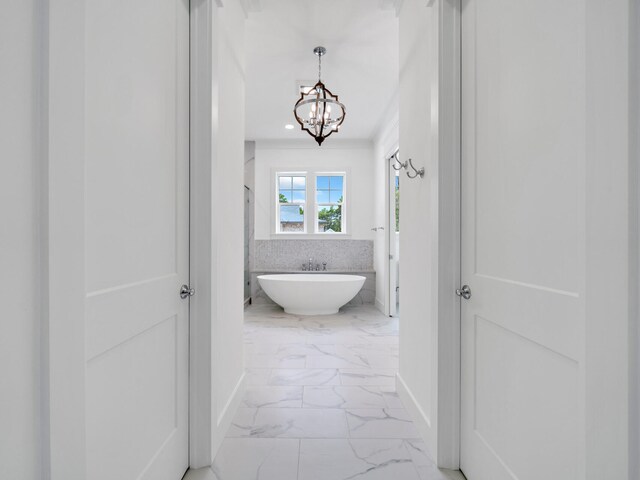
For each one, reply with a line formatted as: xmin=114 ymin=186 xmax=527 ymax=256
xmin=461 ymin=0 xmax=585 ymax=479
xmin=84 ymin=1 xmax=190 ymax=479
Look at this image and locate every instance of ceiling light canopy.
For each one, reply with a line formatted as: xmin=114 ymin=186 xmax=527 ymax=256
xmin=293 ymin=46 xmax=346 ymax=146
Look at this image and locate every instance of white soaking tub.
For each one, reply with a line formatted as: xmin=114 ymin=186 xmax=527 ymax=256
xmin=257 ymin=274 xmax=366 ymax=315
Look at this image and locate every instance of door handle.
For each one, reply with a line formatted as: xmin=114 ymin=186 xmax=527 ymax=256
xmin=456 ymin=285 xmax=471 ymax=300
xmin=180 ymin=284 xmax=195 ymax=299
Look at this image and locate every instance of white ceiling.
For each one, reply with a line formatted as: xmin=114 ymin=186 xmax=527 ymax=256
xmin=244 ymin=0 xmax=399 ymax=141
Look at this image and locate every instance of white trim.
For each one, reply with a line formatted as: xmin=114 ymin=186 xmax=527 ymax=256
xmin=584 ymin=1 xmax=635 ymax=476
xmin=272 ymin=167 xmax=351 ymax=237
xmin=632 ymin=3 xmax=640 ymax=477
xmin=44 ymin=1 xmax=87 ymax=478
xmin=212 ymin=373 xmax=246 ymax=454
xmin=434 ymin=0 xmax=461 ymax=469
xmin=189 ymin=0 xmax=215 ymax=468
xmin=396 ymin=373 xmax=431 ymax=433
xmin=275 ymin=171 xmax=309 ymax=234
xmin=375 ymin=297 xmax=385 ymax=314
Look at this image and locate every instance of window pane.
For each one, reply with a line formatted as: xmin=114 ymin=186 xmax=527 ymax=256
xmin=280 ymin=205 xmax=305 ymax=232
xmin=279 ymin=190 xmax=292 ymax=203
xmin=317 ymin=205 xmax=342 ymax=233
xmin=330 ymin=175 xmax=343 ymax=192
xmin=292 ymin=190 xmax=306 ymax=203
xmin=329 ymin=191 xmax=343 ymax=203
xmin=316 ymin=176 xmax=329 ymax=189
xmin=292 ymin=176 xmax=306 ymax=190
xmin=279 ymin=176 xmax=292 ymax=190
xmin=316 ymin=189 xmax=330 ymax=203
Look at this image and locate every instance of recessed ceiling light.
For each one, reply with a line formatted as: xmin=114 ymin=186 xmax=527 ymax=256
xmin=285 ymin=124 xmax=294 ymax=130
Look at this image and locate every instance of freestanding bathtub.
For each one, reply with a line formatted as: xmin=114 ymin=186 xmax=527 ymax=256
xmin=257 ymin=274 xmax=366 ymax=315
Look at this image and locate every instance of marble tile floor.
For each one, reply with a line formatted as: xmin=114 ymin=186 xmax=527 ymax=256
xmin=186 ymin=304 xmax=465 ymax=480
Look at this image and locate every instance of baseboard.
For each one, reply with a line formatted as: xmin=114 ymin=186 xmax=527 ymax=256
xmin=243 ymin=297 xmax=251 ymax=308
xmin=212 ymin=372 xmax=246 ymax=458
xmin=375 ymin=297 xmax=385 ymax=315
xmin=396 ymin=373 xmax=434 ymax=452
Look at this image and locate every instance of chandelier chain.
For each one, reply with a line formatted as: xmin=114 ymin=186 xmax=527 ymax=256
xmin=318 ymin=54 xmax=321 ymax=81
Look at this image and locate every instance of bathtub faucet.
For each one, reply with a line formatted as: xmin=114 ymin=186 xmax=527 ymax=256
xmin=308 ymin=258 xmax=313 ymax=271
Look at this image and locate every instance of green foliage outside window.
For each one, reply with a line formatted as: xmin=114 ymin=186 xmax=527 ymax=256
xmin=280 ymin=193 xmax=303 ymax=215
xmin=318 ymin=196 xmax=343 ymax=232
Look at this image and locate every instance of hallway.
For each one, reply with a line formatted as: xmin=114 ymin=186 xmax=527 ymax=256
xmin=196 ymin=305 xmax=464 ymax=480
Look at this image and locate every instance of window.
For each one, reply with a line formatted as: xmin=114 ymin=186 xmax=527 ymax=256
xmin=315 ymin=174 xmax=344 ymax=233
xmin=274 ymin=171 xmax=347 ymax=236
xmin=277 ymin=174 xmax=306 ymax=233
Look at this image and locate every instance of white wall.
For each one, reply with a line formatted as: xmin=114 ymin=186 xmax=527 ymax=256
xmin=0 ymin=2 xmax=42 ymax=478
xmin=396 ymin=0 xmax=441 ymax=459
xmin=372 ymin=113 xmax=399 ymax=312
xmin=190 ymin=0 xmax=248 ymax=467
xmin=253 ymin=140 xmax=375 ymax=240
xmin=211 ymin=0 xmax=247 ymax=457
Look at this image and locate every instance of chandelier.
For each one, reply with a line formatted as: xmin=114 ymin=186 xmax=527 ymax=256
xmin=293 ymin=46 xmax=346 ymax=146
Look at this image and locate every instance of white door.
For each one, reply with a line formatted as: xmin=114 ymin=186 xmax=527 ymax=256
xmin=84 ymin=1 xmax=190 ymax=479
xmin=461 ymin=0 xmax=585 ymax=479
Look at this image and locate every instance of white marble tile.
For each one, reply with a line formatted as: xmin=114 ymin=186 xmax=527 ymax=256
xmin=362 ymin=353 xmax=399 ymax=369
xmin=298 ymin=439 xmax=421 ymax=480
xmin=404 ymin=440 xmax=467 ymax=480
xmin=182 ymin=467 xmax=217 ymax=480
xmin=246 ymin=352 xmax=307 ymax=368
xmin=241 ymin=386 xmax=303 ymax=408
xmin=227 ymin=407 xmax=348 ymax=438
xmin=336 ymin=344 xmax=397 ymax=356
xmin=227 ymin=408 xmax=261 ymax=437
xmin=305 ymin=350 xmax=370 ymax=368
xmin=333 ymin=333 xmax=399 ymax=345
xmin=245 ymin=368 xmax=272 ymax=386
xmin=245 ymin=330 xmax=307 ymax=344
xmin=277 ymin=343 xmax=336 ymax=356
xmin=269 ymin=368 xmax=340 ymax=386
xmin=340 ymin=369 xmax=397 ymax=386
xmin=244 ymin=343 xmax=280 ymax=356
xmin=380 ymin=386 xmax=405 ymax=409
xmin=346 ymin=409 xmax=421 ymax=439
xmin=303 ymin=386 xmax=386 ymax=409
xmin=211 ymin=438 xmax=299 ymax=480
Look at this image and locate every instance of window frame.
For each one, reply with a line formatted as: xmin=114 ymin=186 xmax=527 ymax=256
xmin=275 ymin=172 xmax=308 ymax=234
xmin=272 ymin=168 xmax=349 ymax=238
xmin=314 ymin=173 xmax=346 ymax=234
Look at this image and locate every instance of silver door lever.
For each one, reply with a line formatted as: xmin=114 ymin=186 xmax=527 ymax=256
xmin=456 ymin=285 xmax=471 ymax=300
xmin=180 ymin=284 xmax=195 ymax=299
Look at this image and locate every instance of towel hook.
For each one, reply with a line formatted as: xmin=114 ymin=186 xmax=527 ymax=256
xmin=405 ymin=158 xmax=425 ymax=179
xmin=391 ymin=153 xmax=406 ymax=171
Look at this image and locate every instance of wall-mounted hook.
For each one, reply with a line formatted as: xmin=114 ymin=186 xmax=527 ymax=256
xmin=391 ymin=153 xmax=406 ymax=171
xmin=405 ymin=158 xmax=425 ymax=179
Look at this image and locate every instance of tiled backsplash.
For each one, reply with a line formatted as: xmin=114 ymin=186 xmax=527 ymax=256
xmin=253 ymin=239 xmax=373 ymax=271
